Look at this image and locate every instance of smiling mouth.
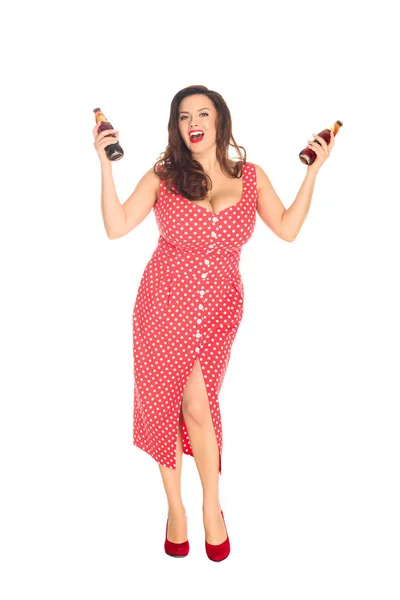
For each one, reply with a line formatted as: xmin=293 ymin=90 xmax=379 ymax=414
xmin=189 ymin=132 xmax=204 ymax=143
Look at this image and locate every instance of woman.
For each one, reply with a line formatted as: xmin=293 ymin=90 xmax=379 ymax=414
xmin=93 ymin=85 xmax=335 ymax=562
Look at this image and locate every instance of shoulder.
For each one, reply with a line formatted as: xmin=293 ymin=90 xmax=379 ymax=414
xmin=128 ymin=167 xmax=161 ymax=206
xmin=142 ymin=166 xmax=162 ymax=201
xmin=251 ymin=163 xmax=270 ymax=192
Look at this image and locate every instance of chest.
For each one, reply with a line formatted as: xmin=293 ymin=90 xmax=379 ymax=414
xmin=154 ymin=164 xmax=258 ymax=251
xmin=156 ymin=172 xmax=245 ymax=215
xmin=189 ymin=174 xmax=245 ymax=214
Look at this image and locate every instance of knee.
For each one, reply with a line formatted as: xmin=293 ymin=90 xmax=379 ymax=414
xmin=182 ymin=396 xmax=210 ymax=426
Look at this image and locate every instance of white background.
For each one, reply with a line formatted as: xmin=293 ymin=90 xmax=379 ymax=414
xmin=1 ymin=0 xmax=399 ymax=598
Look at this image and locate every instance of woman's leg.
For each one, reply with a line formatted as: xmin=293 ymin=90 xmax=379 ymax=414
xmin=181 ymin=357 xmax=227 ymax=545
xmin=158 ymin=408 xmax=187 ymax=543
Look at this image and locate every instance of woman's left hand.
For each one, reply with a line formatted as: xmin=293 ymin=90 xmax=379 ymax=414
xmin=306 ymin=130 xmax=335 ymax=174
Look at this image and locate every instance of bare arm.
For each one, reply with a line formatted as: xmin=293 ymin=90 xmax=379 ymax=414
xmin=254 ymin=164 xmax=318 ymax=242
xmin=100 ymin=161 xmax=125 ymax=239
xmin=254 ymin=164 xmax=288 ymax=241
xmin=101 ymin=164 xmax=159 ymax=239
xmin=280 ymin=169 xmax=317 ymax=242
xmin=119 ymin=168 xmax=160 ymax=237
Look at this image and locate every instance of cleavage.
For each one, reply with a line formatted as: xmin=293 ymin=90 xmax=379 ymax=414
xmin=190 ymin=177 xmax=243 ymax=214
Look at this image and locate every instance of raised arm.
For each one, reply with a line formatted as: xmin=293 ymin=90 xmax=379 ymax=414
xmin=254 ymin=131 xmax=334 ymax=242
xmin=118 ymin=168 xmax=160 ymax=238
xmin=254 ymin=164 xmax=320 ymax=243
xmin=103 ymin=167 xmax=159 ymax=240
xmin=254 ymin=164 xmax=288 ymax=241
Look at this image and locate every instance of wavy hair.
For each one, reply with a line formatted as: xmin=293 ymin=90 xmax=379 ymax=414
xmin=153 ymin=85 xmax=246 ymax=202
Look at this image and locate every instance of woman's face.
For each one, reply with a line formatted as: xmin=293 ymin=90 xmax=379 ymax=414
xmin=178 ymin=94 xmax=217 ymax=153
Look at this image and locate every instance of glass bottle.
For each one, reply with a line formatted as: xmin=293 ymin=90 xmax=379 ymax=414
xmin=93 ymin=108 xmax=124 ymax=161
xmin=299 ymin=120 xmax=343 ymax=165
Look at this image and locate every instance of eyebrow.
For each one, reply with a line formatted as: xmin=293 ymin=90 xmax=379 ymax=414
xmin=178 ymin=107 xmax=211 ymax=115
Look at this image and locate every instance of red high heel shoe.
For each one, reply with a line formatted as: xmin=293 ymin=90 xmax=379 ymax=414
xmin=205 ymin=510 xmax=230 ymax=562
xmin=164 ymin=514 xmax=189 ymax=558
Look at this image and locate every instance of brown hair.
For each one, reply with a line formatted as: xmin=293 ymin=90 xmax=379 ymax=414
xmin=153 ymin=85 xmax=247 ymax=202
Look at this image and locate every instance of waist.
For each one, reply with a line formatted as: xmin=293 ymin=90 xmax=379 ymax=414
xmin=150 ymin=237 xmax=242 ymax=282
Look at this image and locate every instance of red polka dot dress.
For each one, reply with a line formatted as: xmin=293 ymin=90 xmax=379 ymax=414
xmin=132 ymin=162 xmax=257 ymax=474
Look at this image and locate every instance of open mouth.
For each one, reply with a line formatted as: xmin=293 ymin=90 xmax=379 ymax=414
xmin=189 ymin=132 xmax=204 ymax=143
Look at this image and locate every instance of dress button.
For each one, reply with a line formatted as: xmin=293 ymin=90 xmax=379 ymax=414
xmin=201 ymin=273 xmax=207 ymax=279
xmin=195 ymin=347 xmax=200 ymax=353
xmin=199 ymin=291 xmax=205 ymax=296
xmin=204 ymin=259 xmax=210 ymax=265
xmin=212 ymin=216 xmax=218 ymax=223
xmin=211 ymin=231 xmax=217 ymax=238
xmin=198 ymin=304 xmax=203 ymax=309
xmin=196 ymin=332 xmax=201 ymax=338
xmin=197 ymin=318 xmax=202 ymax=324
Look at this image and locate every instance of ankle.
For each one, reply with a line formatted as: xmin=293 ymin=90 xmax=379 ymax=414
xmin=202 ymin=501 xmax=221 ymax=515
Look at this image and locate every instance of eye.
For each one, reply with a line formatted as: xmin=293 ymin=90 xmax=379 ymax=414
xmin=179 ymin=112 xmax=209 ymax=121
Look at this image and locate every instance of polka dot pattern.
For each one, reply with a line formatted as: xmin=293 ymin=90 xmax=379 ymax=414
xmin=132 ymin=162 xmax=258 ymax=473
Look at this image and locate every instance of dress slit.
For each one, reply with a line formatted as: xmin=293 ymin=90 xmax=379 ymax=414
xmin=176 ymin=352 xmax=222 ymax=475
xmin=197 ymin=354 xmax=222 ymax=475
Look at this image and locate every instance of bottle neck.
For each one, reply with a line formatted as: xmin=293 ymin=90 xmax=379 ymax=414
xmin=95 ymin=111 xmax=107 ymax=124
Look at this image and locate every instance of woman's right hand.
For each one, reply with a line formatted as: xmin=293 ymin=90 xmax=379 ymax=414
xmin=92 ymin=122 xmax=119 ymax=164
